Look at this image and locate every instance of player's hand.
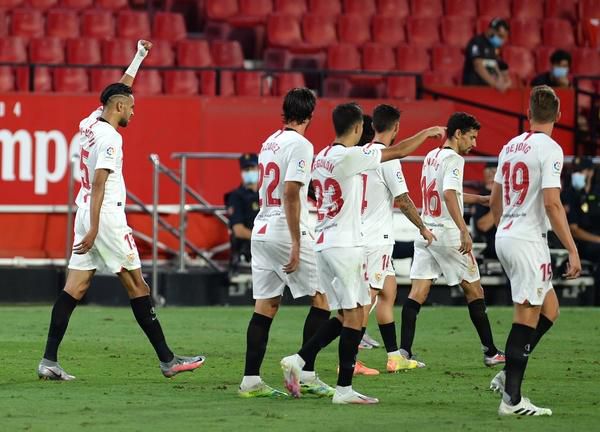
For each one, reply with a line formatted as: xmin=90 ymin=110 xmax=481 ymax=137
xmin=283 ymin=242 xmax=300 ymax=274
xmin=425 ymin=126 xmax=446 ymax=140
xmin=137 ymin=40 xmax=153 ymax=58
xmin=478 ymin=195 xmax=490 ymax=207
xmin=458 ymin=229 xmax=472 ymax=255
xmin=420 ymin=227 xmax=436 ymax=246
xmin=73 ymin=229 xmax=98 ymax=255
xmin=563 ymin=251 xmax=581 ymax=279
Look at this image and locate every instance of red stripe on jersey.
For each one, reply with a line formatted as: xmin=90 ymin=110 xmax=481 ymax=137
xmin=316 ymin=232 xmax=324 ymax=244
xmin=273 ymin=128 xmax=285 ymax=139
xmin=524 ymin=131 xmax=535 ymax=141
xmin=365 ymin=141 xmax=374 ymax=149
xmin=257 ymin=224 xmax=267 ymax=235
xmin=502 ymin=220 xmax=514 ymax=230
xmin=323 ymin=145 xmax=333 ymax=157
xmin=434 ymin=147 xmax=443 ymax=157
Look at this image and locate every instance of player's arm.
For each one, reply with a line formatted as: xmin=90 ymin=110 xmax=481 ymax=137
xmin=232 ymin=224 xmax=252 ymax=240
xmin=473 ymin=59 xmax=505 ymax=90
xmin=476 ymin=208 xmax=495 ymax=232
xmin=381 ymin=127 xmax=446 ymax=161
xmin=282 ymin=181 xmax=302 ymax=274
xmin=395 ymin=193 xmax=436 ymax=245
xmin=119 ymin=40 xmax=152 ymax=87
xmin=73 ymin=169 xmax=109 ymax=254
xmin=227 ymin=193 xmax=252 ymax=240
xmin=464 ymin=193 xmax=489 ymax=206
xmin=444 ymin=189 xmax=472 ymax=254
xmin=544 ymin=188 xmax=581 ymax=279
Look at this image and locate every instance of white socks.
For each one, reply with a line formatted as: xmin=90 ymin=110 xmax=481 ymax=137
xmin=240 ymin=375 xmax=262 ymax=390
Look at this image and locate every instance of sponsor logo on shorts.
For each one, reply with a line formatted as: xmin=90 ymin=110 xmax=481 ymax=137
xmin=126 ymin=252 xmax=136 ymax=263
xmin=537 ymin=287 xmax=543 ymax=298
xmin=375 ymin=272 xmax=383 ymax=283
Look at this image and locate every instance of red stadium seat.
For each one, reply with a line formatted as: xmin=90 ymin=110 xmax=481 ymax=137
xmin=543 ymin=19 xmax=575 ymax=50
xmin=0 ymin=67 xmax=15 ymax=91
xmin=376 ymin=0 xmax=409 ymax=17
xmin=66 ymin=38 xmax=101 ymax=65
xmin=46 ymin=9 xmax=79 ymax=39
xmin=327 ymin=43 xmax=361 ymax=71
xmin=26 ymin=0 xmax=58 ymax=9
xmin=441 ymin=16 xmax=474 ymax=47
xmin=431 ymin=45 xmax=463 ymax=81
xmin=423 ymin=70 xmax=455 ymax=86
xmin=143 ymin=39 xmax=174 ymax=67
xmin=0 ymin=37 xmax=28 ymax=63
xmin=116 ymin=11 xmax=151 ymax=40
xmin=302 ymin=14 xmax=337 ymax=50
xmin=134 ymin=69 xmax=162 ymax=95
xmin=344 ymin=0 xmax=376 ymax=15
xmin=476 ymin=16 xmax=495 ymax=34
xmin=406 ymin=17 xmax=440 ymax=49
xmin=338 ymin=14 xmax=371 ymax=45
xmin=33 ymin=67 xmax=52 ymax=91
xmin=95 ymin=0 xmax=128 ymax=10
xmin=509 ymin=18 xmax=541 ymax=49
xmin=53 ymin=67 xmax=89 ymax=92
xmin=410 ymin=0 xmax=442 ymax=18
xmin=30 ymin=37 xmax=64 ymax=63
xmin=372 ymin=15 xmax=405 ymax=45
xmin=386 ymin=76 xmax=416 ymax=100
xmin=81 ymin=9 xmax=114 ymax=39
xmin=0 ymin=0 xmax=25 ymax=7
xmin=10 ymin=9 xmax=44 ymax=38
xmin=235 ymin=71 xmax=268 ymax=96
xmin=512 ymin=0 xmax=543 ymax=19
xmin=59 ymin=0 xmax=93 ymax=10
xmin=444 ymin=0 xmax=477 ymax=17
xmin=579 ymin=0 xmax=600 ymax=19
xmin=572 ymin=48 xmax=600 ymax=75
xmin=0 ymin=10 xmax=6 ymax=37
xmin=534 ymin=46 xmax=557 ymax=73
xmin=176 ymin=39 xmax=213 ymax=67
xmin=502 ymin=45 xmax=535 ymax=82
xmin=102 ymin=38 xmax=136 ymax=65
xmin=545 ymin=0 xmax=577 ymax=21
xmin=267 ymin=14 xmax=303 ymax=48
xmin=395 ymin=44 xmax=430 ymax=72
xmin=362 ymin=43 xmax=395 ymax=71
xmin=210 ymin=40 xmax=244 ymax=66
xmin=90 ymin=68 xmax=122 ymax=92
xmin=205 ymin=0 xmax=238 ymax=21
xmin=582 ymin=18 xmax=600 ymax=49
xmin=477 ymin=0 xmax=510 ymax=18
xmin=232 ymin=0 xmax=273 ymax=26
xmin=153 ymin=12 xmax=186 ymax=42
xmin=163 ymin=70 xmax=199 ymax=95
xmin=274 ymin=0 xmax=307 ymax=17
xmin=199 ymin=71 xmax=217 ymax=95
xmin=274 ymin=72 xmax=305 ymax=95
xmin=308 ymin=0 xmax=341 ymax=16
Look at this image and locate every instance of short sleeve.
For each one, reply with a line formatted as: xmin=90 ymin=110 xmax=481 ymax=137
xmin=466 ymin=39 xmax=485 ymax=61
xmin=341 ymin=146 xmax=382 ymax=177
xmin=227 ymin=191 xmax=245 ymax=227
xmin=381 ymin=160 xmax=408 ymax=198
xmin=284 ymin=140 xmax=313 ymax=184
xmin=96 ymin=134 xmax=122 ymax=172
xmin=541 ymin=144 xmax=564 ymax=189
xmin=442 ymin=156 xmax=464 ymax=191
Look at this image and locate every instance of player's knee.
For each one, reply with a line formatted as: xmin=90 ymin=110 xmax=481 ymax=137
xmin=311 ymin=292 xmax=329 ymax=310
xmin=408 ymin=289 xmax=427 ymax=304
xmin=255 ymin=298 xmax=280 ymax=317
xmin=546 ymin=307 xmax=559 ymax=322
xmin=64 ymin=281 xmax=89 ymax=300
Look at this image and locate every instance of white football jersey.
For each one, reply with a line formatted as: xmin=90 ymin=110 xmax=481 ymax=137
xmin=361 ymin=142 xmax=408 ymax=246
xmin=419 ymin=147 xmax=464 ymax=243
xmin=312 ymin=144 xmax=382 ymax=251
xmin=251 ymin=129 xmax=313 ymax=243
xmin=75 ymin=107 xmax=126 ymax=213
xmin=494 ymin=131 xmax=563 ymax=241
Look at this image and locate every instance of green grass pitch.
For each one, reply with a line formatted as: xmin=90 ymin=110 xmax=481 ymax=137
xmin=1 ymin=305 xmax=599 ymax=431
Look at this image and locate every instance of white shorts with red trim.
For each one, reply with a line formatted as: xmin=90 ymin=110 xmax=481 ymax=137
xmin=409 ymin=239 xmax=480 ymax=286
xmin=68 ymin=209 xmax=141 ymax=274
xmin=365 ymin=244 xmax=395 ymax=289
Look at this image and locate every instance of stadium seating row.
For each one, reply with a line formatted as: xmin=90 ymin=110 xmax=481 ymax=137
xmin=0 ymin=0 xmax=127 ymax=10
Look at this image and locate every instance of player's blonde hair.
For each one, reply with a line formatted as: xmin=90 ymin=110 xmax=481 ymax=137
xmin=529 ymin=85 xmax=559 ymax=124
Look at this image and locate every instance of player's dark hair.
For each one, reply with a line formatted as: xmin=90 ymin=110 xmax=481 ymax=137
xmin=447 ymin=112 xmax=481 ymax=139
xmin=530 ymin=85 xmax=559 ymax=124
xmin=332 ymin=102 xmax=363 ymax=137
xmin=372 ymin=104 xmax=401 ymax=133
xmin=550 ymin=49 xmax=571 ymax=66
xmin=357 ymin=114 xmax=375 ymax=146
xmin=489 ymin=18 xmax=509 ymax=32
xmin=100 ymin=82 xmax=133 ymax=105
xmin=282 ymin=87 xmax=316 ymax=124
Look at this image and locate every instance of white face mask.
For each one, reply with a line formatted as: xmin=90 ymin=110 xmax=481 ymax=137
xmin=242 ymin=170 xmax=259 ymax=185
xmin=571 ymin=172 xmax=586 ymax=190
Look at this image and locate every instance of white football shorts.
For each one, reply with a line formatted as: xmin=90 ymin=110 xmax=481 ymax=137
xmin=410 ymin=239 xmax=480 ymax=286
xmin=365 ymin=244 xmax=395 ymax=289
xmin=496 ymin=236 xmax=553 ymax=306
xmin=317 ymin=246 xmax=370 ymax=311
xmin=68 ymin=208 xmax=141 ymax=274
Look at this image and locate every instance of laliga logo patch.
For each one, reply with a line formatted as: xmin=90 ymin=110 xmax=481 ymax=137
xmin=553 ymin=161 xmax=561 ymax=174
xmin=452 ymin=168 xmax=460 ymax=177
xmin=396 ymin=171 xmax=404 ymax=181
xmin=298 ymin=159 xmax=306 ymax=169
xmin=106 ymin=146 xmax=115 ymax=156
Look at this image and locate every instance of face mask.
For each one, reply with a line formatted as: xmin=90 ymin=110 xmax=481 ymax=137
xmin=552 ymin=66 xmax=569 ymax=78
xmin=489 ymin=34 xmax=504 ymax=48
xmin=242 ymin=170 xmax=259 ymax=185
xmin=571 ymin=172 xmax=586 ymax=191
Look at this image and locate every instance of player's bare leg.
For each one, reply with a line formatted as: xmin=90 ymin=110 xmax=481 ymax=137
xmin=118 ymin=268 xmax=205 ymax=378
xmin=399 ymin=279 xmax=431 ymax=364
xmin=460 ymin=279 xmax=504 ymax=366
xmin=38 ymin=269 xmax=95 ymax=380
xmin=240 ymin=296 xmax=287 ymax=397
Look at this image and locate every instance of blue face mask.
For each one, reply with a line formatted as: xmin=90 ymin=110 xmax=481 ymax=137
xmin=552 ymin=66 xmax=569 ymax=78
xmin=242 ymin=170 xmax=259 ymax=185
xmin=571 ymin=172 xmax=586 ymax=191
xmin=489 ymin=34 xmax=504 ymax=48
